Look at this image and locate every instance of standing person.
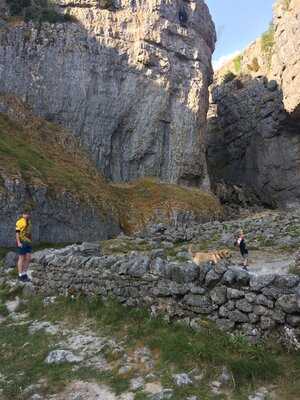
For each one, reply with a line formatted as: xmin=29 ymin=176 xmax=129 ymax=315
xmin=16 ymin=210 xmax=32 ymax=282
xmin=235 ymin=230 xmax=249 ymax=269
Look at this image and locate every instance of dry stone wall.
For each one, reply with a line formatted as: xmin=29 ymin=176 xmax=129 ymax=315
xmin=31 ymin=244 xmax=300 ymax=340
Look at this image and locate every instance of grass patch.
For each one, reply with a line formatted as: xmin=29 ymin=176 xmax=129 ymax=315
xmin=0 ymin=324 xmax=59 ymax=398
xmin=288 ymin=264 xmax=300 ymax=276
xmin=100 ymin=238 xmax=151 ymax=255
xmin=0 ymin=247 xmax=11 ymax=260
xmin=25 ymin=296 xmax=295 ymax=387
xmin=113 ymin=178 xmax=222 ymax=234
xmin=233 ymin=54 xmax=242 ymax=74
xmin=251 ymin=235 xmax=275 ymax=248
xmin=0 ymin=303 xmax=9 ymax=316
xmin=1 ymin=292 xmax=300 ymax=399
xmin=286 ymin=225 xmax=300 ymax=238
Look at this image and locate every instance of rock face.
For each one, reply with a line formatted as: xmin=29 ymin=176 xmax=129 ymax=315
xmin=0 ymin=177 xmax=120 ymax=247
xmin=207 ymin=0 xmax=300 ymax=207
xmin=272 ymin=0 xmax=300 ymax=119
xmin=31 ymin=244 xmax=300 ymax=339
xmin=0 ymin=0 xmax=216 ymax=186
xmin=207 ymin=76 xmax=300 ymax=207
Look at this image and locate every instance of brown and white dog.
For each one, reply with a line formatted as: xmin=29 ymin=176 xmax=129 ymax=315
xmin=188 ymin=245 xmax=231 ymax=265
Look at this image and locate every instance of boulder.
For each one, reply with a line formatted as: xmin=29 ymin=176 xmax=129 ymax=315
xmin=228 ymin=310 xmax=249 ymax=323
xmin=172 ymin=373 xmax=193 ymax=387
xmin=184 ymin=294 xmax=213 ymax=314
xmin=274 ymin=275 xmax=300 ymax=289
xmin=127 ymin=256 xmax=150 ymax=277
xmin=151 ymin=389 xmax=174 ymax=400
xmin=210 ymin=286 xmax=227 ymax=305
xmin=227 ymin=288 xmax=245 ymax=300
xmin=250 ymin=275 xmax=276 ymax=292
xmin=276 ymin=295 xmax=299 ymax=314
xmin=215 ymin=318 xmax=235 ymax=332
xmin=170 ymin=263 xmax=199 ymax=284
xmin=236 ymin=299 xmax=253 ymax=313
xmin=45 ymin=350 xmax=83 ymax=364
xmin=205 ymin=270 xmax=221 ymax=287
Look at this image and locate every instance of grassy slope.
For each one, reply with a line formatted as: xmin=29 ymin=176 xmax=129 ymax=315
xmin=0 ymin=287 xmax=299 ymax=400
xmin=0 ymin=96 xmax=222 ymax=233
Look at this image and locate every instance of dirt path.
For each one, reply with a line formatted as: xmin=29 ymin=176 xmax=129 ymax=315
xmin=231 ymin=249 xmax=294 ymax=275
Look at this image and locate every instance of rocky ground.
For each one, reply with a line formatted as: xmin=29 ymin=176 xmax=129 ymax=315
xmin=1 ymin=209 xmax=300 ymax=400
xmin=0 ymin=275 xmax=299 ymax=400
xmin=131 ymin=209 xmax=300 ymax=276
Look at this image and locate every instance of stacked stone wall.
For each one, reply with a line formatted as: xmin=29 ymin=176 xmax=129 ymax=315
xmin=32 ymin=245 xmax=300 ymax=339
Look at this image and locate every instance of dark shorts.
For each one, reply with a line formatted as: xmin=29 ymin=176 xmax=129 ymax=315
xmin=241 ymin=252 xmax=248 ymax=259
xmin=17 ymin=242 xmax=32 ymax=255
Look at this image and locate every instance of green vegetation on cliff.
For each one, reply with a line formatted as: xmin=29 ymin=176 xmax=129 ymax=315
xmin=261 ymin=23 xmax=275 ymax=67
xmin=0 ymin=95 xmax=222 ymax=233
xmin=6 ymin=0 xmax=73 ymax=23
xmin=233 ymin=54 xmax=242 ymax=74
xmin=222 ymin=71 xmax=236 ymax=84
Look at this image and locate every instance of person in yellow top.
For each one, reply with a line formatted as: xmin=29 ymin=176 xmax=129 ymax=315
xmin=16 ymin=211 xmax=32 ymax=282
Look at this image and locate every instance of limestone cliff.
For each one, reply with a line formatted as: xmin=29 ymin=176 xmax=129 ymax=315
xmin=0 ymin=95 xmax=222 ymax=247
xmin=207 ymin=0 xmax=300 ymax=207
xmin=0 ymin=0 xmax=216 ymax=187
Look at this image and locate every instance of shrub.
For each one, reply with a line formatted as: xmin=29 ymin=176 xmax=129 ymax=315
xmin=261 ymin=23 xmax=275 ymax=53
xmin=6 ymin=0 xmax=72 ymax=23
xmin=222 ymin=71 xmax=236 ymax=84
xmin=247 ymin=57 xmax=260 ymax=73
xmin=233 ymin=54 xmax=242 ymax=74
xmin=99 ymin=0 xmax=115 ymax=9
xmin=284 ymin=0 xmax=291 ymax=10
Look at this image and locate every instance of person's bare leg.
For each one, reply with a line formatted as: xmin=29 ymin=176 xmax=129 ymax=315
xmin=24 ymin=253 xmax=31 ymax=273
xmin=17 ymin=255 xmax=25 ymax=275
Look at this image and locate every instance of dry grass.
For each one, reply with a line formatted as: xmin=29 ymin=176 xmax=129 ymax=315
xmin=113 ymin=178 xmax=222 ymax=233
xmin=0 ymin=95 xmax=222 ymax=233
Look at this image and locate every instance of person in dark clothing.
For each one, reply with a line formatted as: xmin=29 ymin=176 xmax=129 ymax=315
xmin=235 ymin=230 xmax=249 ymax=269
xmin=178 ymin=5 xmax=188 ymax=27
xmin=131 ymin=0 xmax=137 ymax=12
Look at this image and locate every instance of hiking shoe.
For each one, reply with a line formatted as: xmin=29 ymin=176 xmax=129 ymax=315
xmin=18 ymin=275 xmax=25 ymax=282
xmin=22 ymin=274 xmax=31 ymax=283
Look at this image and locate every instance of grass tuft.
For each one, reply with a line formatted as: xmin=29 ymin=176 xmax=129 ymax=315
xmin=233 ymin=54 xmax=242 ymax=74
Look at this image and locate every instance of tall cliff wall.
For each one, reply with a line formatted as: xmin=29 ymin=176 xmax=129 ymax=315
xmin=0 ymin=0 xmax=216 ymax=187
xmin=207 ymin=0 xmax=300 ymax=207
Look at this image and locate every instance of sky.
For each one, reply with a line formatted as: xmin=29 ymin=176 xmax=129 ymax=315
xmin=205 ymin=0 xmax=275 ymax=69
